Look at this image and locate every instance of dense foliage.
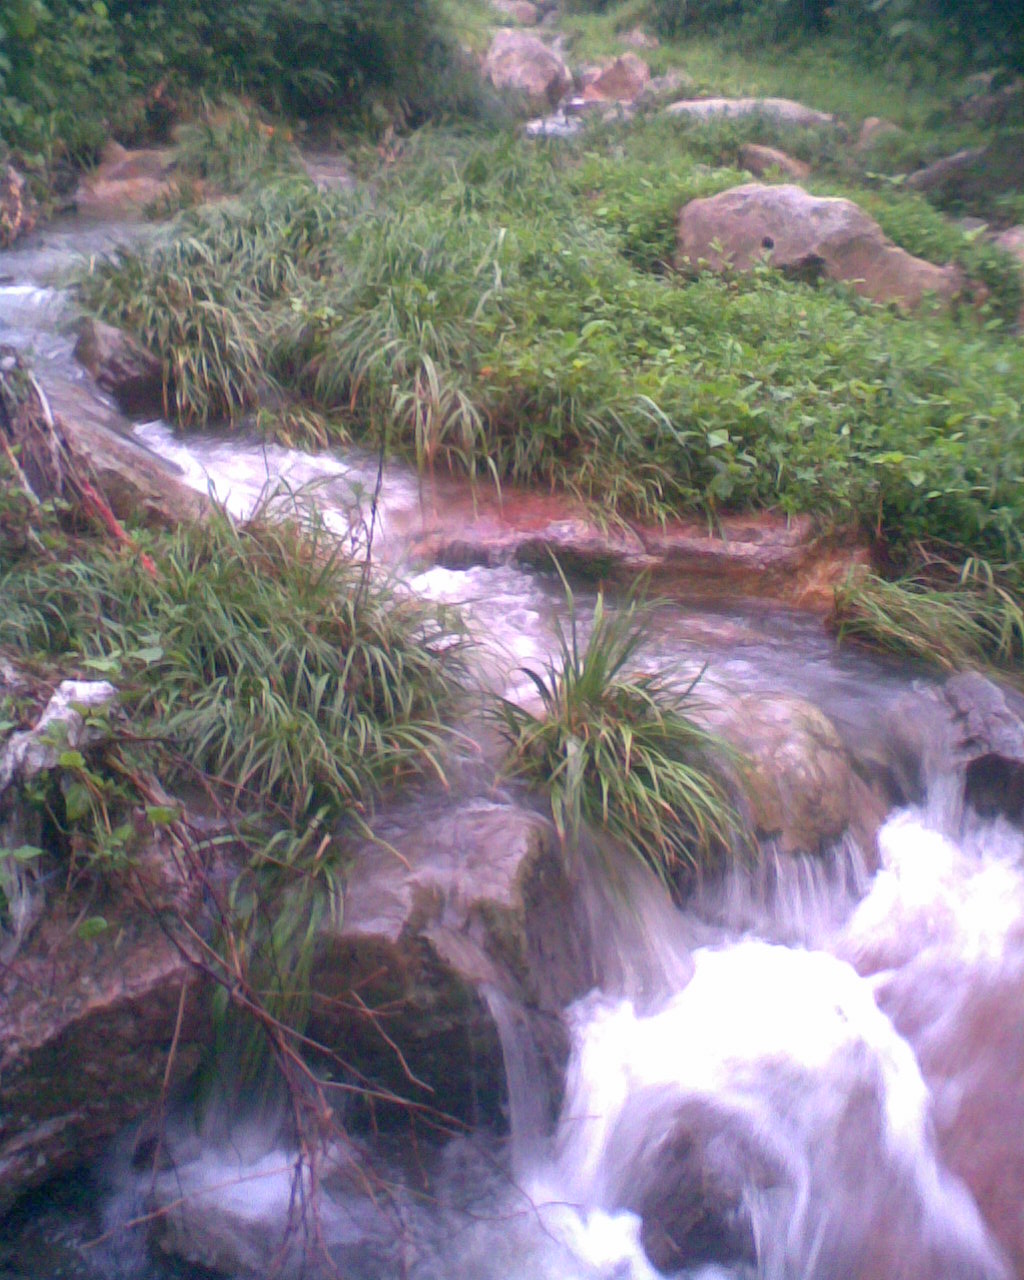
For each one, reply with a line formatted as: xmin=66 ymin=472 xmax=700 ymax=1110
xmin=640 ymin=0 xmax=1024 ymax=68
xmin=0 ymin=0 xmax=467 ymax=168
xmin=78 ymin=124 xmax=1024 ymax=580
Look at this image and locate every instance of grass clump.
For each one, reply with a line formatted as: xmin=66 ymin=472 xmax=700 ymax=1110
xmin=833 ymin=557 xmax=1024 ymax=683
xmin=495 ymin=577 xmax=744 ymax=884
xmin=0 ymin=495 xmax=465 ymax=824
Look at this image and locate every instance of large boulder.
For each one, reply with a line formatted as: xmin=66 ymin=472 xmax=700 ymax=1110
xmin=0 ymin=677 xmax=209 ymax=1216
xmin=676 ymin=182 xmax=965 ymax=308
xmin=73 ymin=317 xmax=164 ymax=417
xmin=0 ymin=164 xmax=38 ymax=249
xmin=309 ymin=799 xmax=592 ymax=1129
xmin=707 ymin=692 xmax=885 ymax=855
xmin=483 ymin=29 xmax=572 ymax=111
xmin=666 ymin=96 xmax=835 ymax=128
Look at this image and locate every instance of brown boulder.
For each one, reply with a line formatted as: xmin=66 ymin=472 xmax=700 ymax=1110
xmin=676 ymin=182 xmax=965 ymax=308
xmin=737 ymin=143 xmax=810 ymax=181
xmin=581 ymin=54 xmax=651 ymax=104
xmin=75 ymin=142 xmax=177 ymax=214
xmin=483 ymin=29 xmax=572 ymax=111
xmin=491 ymin=0 xmax=539 ymax=23
xmin=0 ymin=164 xmax=38 ymax=249
xmin=666 ymin=97 xmax=835 ymax=128
xmin=73 ymin=317 xmax=164 ymax=417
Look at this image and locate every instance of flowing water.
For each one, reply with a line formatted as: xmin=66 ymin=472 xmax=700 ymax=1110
xmin=3 ymin=217 xmax=1023 ymax=1280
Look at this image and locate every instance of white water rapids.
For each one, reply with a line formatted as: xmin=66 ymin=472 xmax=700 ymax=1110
xmin=4 ymin=217 xmax=1023 ymax=1280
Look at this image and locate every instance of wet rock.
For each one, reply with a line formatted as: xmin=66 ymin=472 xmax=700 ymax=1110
xmin=408 ymin=484 xmax=868 ymax=609
xmin=676 ymin=182 xmax=965 ymax=309
xmin=619 ymin=1098 xmax=773 ymax=1271
xmin=944 ymin=673 xmax=1024 ymax=821
xmin=310 ymin=800 xmax=591 ymax=1128
xmin=855 ymin=116 xmax=903 ymax=152
xmin=0 ymin=164 xmax=38 ymax=249
xmin=905 ymin=135 xmax=1024 ymax=209
xmin=74 ymin=142 xmax=177 ymax=214
xmin=580 ymin=54 xmax=651 ymax=104
xmin=666 ymin=96 xmax=836 ymax=128
xmin=44 ymin=379 xmax=209 ymax=529
xmin=483 ymin=29 xmax=573 ymax=112
xmin=491 ymin=0 xmax=539 ymax=23
xmin=708 ymin=692 xmax=884 ymax=855
xmin=72 ymin=317 xmax=164 ymax=417
xmin=737 ymin=142 xmax=810 ymax=181
xmin=0 ymin=905 xmax=207 ymax=1218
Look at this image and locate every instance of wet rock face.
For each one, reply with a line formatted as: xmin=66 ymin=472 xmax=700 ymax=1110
xmin=0 ymin=914 xmax=207 ymax=1219
xmin=73 ymin=317 xmax=164 ymax=417
xmin=0 ymin=164 xmax=38 ymax=249
xmin=310 ymin=800 xmax=592 ymax=1129
xmin=483 ymin=29 xmax=572 ymax=111
xmin=709 ymin=692 xmax=885 ymax=856
xmin=677 ymin=182 xmax=965 ymax=309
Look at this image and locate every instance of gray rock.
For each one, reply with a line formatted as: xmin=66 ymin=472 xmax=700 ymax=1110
xmin=905 ymin=136 xmax=1024 ymax=208
xmin=666 ymin=96 xmax=836 ymax=128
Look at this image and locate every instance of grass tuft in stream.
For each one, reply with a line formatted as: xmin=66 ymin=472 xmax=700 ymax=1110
xmin=494 ymin=575 xmax=746 ymax=884
xmin=833 ymin=557 xmax=1024 ymax=684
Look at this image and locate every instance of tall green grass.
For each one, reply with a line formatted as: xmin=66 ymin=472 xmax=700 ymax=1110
xmin=494 ymin=578 xmax=745 ymax=882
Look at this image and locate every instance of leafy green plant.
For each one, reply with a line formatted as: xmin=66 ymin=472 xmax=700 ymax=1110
xmin=494 ymin=575 xmax=745 ymax=883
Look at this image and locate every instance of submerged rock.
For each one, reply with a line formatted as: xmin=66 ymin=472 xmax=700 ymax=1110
xmin=676 ymin=182 xmax=965 ymax=308
xmin=483 ymin=29 xmax=572 ymax=112
xmin=73 ymin=317 xmax=164 ymax=417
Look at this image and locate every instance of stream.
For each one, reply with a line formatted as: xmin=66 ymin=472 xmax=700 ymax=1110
xmin=3 ymin=216 xmax=1023 ymax=1280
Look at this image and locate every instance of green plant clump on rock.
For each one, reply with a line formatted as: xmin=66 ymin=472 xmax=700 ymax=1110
xmin=495 ymin=577 xmax=745 ymax=884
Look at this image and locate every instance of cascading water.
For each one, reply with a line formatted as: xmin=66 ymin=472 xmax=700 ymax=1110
xmin=4 ymin=216 xmax=1023 ymax=1280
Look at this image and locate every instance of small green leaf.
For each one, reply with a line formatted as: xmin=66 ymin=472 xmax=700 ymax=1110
xmin=64 ymin=782 xmax=92 ymax=823
xmin=58 ymin=750 xmax=86 ymax=769
xmin=131 ymin=646 xmax=165 ymax=665
xmin=77 ymin=917 xmax=108 ymax=940
xmin=145 ymin=805 xmax=179 ymax=827
xmin=0 ymin=844 xmax=45 ymax=862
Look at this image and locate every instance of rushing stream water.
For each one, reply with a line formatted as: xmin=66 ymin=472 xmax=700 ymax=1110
xmin=3 ymin=216 xmax=1023 ymax=1280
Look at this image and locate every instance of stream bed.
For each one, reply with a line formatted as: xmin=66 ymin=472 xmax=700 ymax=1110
xmin=3 ymin=215 xmax=1023 ymax=1280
